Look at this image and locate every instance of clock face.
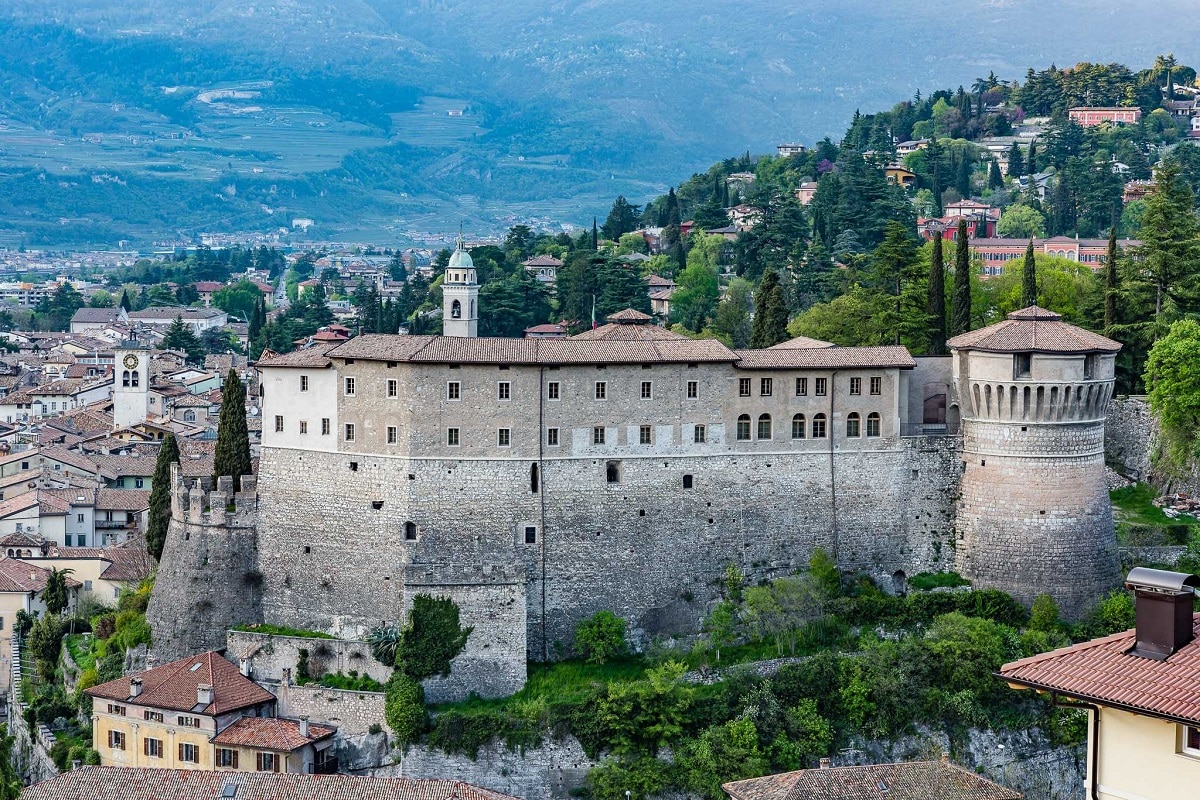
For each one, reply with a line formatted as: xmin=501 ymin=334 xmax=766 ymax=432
xmin=123 ymin=354 xmax=139 ymax=370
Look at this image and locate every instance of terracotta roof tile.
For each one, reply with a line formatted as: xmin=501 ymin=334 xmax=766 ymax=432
xmin=569 ymin=322 xmax=691 ymax=342
xmin=322 ymin=334 xmax=737 ymax=365
xmin=723 ymin=760 xmax=1021 ymax=800
xmin=0 ymin=558 xmax=80 ymax=593
xmin=735 ymin=345 xmax=916 ymax=370
xmin=999 ymin=614 xmax=1200 ymax=725
xmin=86 ymin=651 xmax=274 ymax=715
xmin=947 ymin=306 xmax=1120 ymax=354
xmin=96 ymin=488 xmax=151 ymax=511
xmin=212 ymin=717 xmax=336 ymax=751
xmin=256 ymin=345 xmax=337 ymax=369
xmin=23 ymin=767 xmax=522 ymax=800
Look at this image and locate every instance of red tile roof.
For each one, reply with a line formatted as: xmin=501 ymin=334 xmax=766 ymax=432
xmin=723 ymin=760 xmax=1021 ymax=800
xmin=322 ymin=334 xmax=738 ymax=365
xmin=212 ymin=717 xmax=335 ymax=751
xmin=0 ymin=558 xmax=80 ymax=593
xmin=23 ymin=767 xmax=522 ymax=800
xmin=734 ymin=345 xmax=916 ymax=370
xmin=999 ymin=614 xmax=1200 ymax=725
xmin=947 ymin=306 xmax=1121 ymax=354
xmin=86 ymin=651 xmax=274 ymax=715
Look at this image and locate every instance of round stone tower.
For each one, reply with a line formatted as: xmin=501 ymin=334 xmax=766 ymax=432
xmin=949 ymin=306 xmax=1122 ymax=618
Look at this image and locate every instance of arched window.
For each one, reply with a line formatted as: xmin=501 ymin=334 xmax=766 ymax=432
xmin=866 ymin=412 xmax=882 ymax=437
xmin=812 ymin=413 xmax=827 ymax=439
xmin=131 ymin=371 xmax=139 ymax=387
xmin=757 ymin=413 xmax=772 ymax=440
xmin=451 ymin=299 xmax=462 ymax=319
xmin=403 ymin=522 xmax=417 ymax=541
xmin=846 ymin=412 xmax=861 ymax=438
xmin=470 ymin=299 xmax=476 ymax=318
xmin=792 ymin=413 xmax=806 ymax=439
xmin=121 ymin=370 xmax=131 ymax=387
xmin=530 ymin=463 xmax=539 ymax=494
xmin=736 ymin=414 xmax=751 ymax=441
xmin=183 ymin=410 xmax=196 ymax=422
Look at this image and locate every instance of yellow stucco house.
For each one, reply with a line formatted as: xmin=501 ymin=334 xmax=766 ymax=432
xmin=0 ymin=557 xmax=80 ymax=692
xmin=999 ymin=568 xmax=1200 ymax=800
xmin=86 ymin=651 xmax=336 ymax=774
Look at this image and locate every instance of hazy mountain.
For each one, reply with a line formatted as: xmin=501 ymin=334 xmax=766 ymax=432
xmin=0 ymin=0 xmax=1196 ymax=245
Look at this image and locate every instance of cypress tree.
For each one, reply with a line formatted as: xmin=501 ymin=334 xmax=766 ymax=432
xmin=927 ymin=237 xmax=947 ymax=355
xmin=955 ymin=155 xmax=972 ymax=197
xmin=592 ymin=217 xmax=599 ymax=250
xmin=1027 ymin=141 xmax=1038 ymax=175
xmin=1021 ymin=240 xmax=1038 ymax=308
xmin=213 ymin=369 xmax=252 ymax=491
xmin=119 ymin=289 xmax=132 ymax=312
xmin=750 ymin=270 xmax=790 ymax=348
xmin=146 ymin=434 xmax=180 ymax=561
xmin=1104 ymin=226 xmax=1119 ymax=337
xmin=1007 ymin=143 xmax=1024 ymax=178
xmin=988 ymin=159 xmax=1004 ymax=189
xmin=951 ymin=220 xmax=973 ymax=335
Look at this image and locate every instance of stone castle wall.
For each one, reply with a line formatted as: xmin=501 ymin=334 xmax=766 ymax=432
xmin=1105 ymin=396 xmax=1154 ymax=481
xmin=273 ymin=681 xmax=386 ymax=738
xmin=146 ymin=467 xmax=263 ymax=663
xmin=254 ymin=435 xmax=961 ymax=663
xmin=225 ymin=630 xmax=392 ymax=686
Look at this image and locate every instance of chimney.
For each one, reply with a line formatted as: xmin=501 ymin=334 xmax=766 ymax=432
xmin=1125 ymin=568 xmax=1199 ymax=660
xmin=71 ymin=759 xmax=81 ymax=770
xmin=940 ymin=752 xmax=950 ymax=765
xmin=129 ymin=677 xmax=143 ymax=699
xmin=299 ymin=715 xmax=309 ymax=738
xmin=239 ymin=658 xmax=252 ymax=678
xmin=196 ymin=683 xmax=214 ymax=706
xmin=819 ymin=758 xmax=831 ymax=770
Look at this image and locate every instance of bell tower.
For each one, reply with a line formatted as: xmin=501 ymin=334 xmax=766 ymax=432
xmin=442 ymin=234 xmax=478 ymax=338
xmin=113 ymin=334 xmax=150 ymax=430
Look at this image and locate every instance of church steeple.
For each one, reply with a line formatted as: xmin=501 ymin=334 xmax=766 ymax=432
xmin=443 ymin=233 xmax=479 ymax=337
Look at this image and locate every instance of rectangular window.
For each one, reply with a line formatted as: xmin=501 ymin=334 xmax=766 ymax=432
xmin=387 ymin=379 xmax=398 ymax=398
xmin=547 ymin=427 xmax=560 ymax=446
xmin=498 ymin=428 xmax=511 ymax=447
xmin=274 ymin=415 xmax=284 ymax=433
xmin=135 ymin=478 xmax=144 ymax=489
xmin=1084 ymin=354 xmax=1096 ymax=380
xmin=447 ymin=428 xmax=460 ymax=446
xmin=299 ymin=420 xmax=308 ymax=435
xmin=687 ymin=380 xmax=698 ymax=399
xmin=344 ymin=423 xmax=355 ymax=442
xmin=796 ymin=377 xmax=808 ymax=396
xmin=524 ymin=526 xmax=537 ymax=544
xmin=179 ymin=743 xmax=199 ymax=763
xmin=109 ymin=730 xmax=125 ymax=750
xmin=177 ymin=716 xmax=200 ymax=728
xmin=387 ymin=426 xmax=398 ymax=444
xmin=547 ymin=382 xmax=560 ymax=400
xmin=739 ymin=377 xmax=751 ymax=397
xmin=1014 ymin=353 xmax=1032 ymax=379
xmin=107 ymin=704 xmax=126 ymax=716
xmin=498 ymin=381 xmax=511 ymax=401
xmin=849 ymin=377 xmax=861 ymax=395
xmin=321 ymin=418 xmax=330 ymax=436
xmin=760 ymin=377 xmax=773 ymax=396
xmin=77 ymin=513 xmax=84 ymax=523
xmin=593 ymin=426 xmax=606 ymax=445
xmin=694 ymin=424 xmax=706 ymax=444
xmin=300 ymin=375 xmax=308 ymax=392
xmin=447 ymin=381 xmax=460 ymax=400
xmin=344 ymin=377 xmax=355 ymax=396
xmin=641 ymin=381 xmax=652 ymax=399
xmin=815 ymin=378 xmax=827 ymax=396
xmin=256 ymin=752 xmax=278 ymax=772
xmin=639 ymin=425 xmax=652 ymax=445
xmin=144 ymin=737 xmax=162 ymax=758
xmin=870 ymin=376 xmax=882 ymax=395
xmin=595 ymin=381 xmax=607 ymax=400
xmin=144 ymin=710 xmax=163 ymax=723
xmin=217 ymin=748 xmax=239 ymax=768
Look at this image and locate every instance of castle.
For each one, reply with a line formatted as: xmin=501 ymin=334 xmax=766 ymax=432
xmin=148 ymin=241 xmax=1122 ymax=701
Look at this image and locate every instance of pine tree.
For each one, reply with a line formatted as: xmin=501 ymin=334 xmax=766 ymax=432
xmin=1007 ymin=143 xmax=1025 ymax=178
xmin=1104 ymin=226 xmax=1119 ymax=338
xmin=146 ymin=434 xmax=180 ymax=561
xmin=1135 ymin=161 xmax=1200 ymax=337
xmin=749 ymin=270 xmax=790 ymax=348
xmin=1021 ymin=240 xmax=1038 ymax=308
xmin=927 ymin=237 xmax=947 ymax=354
xmin=213 ymin=369 xmax=252 ymax=491
xmin=988 ymin=159 xmax=1004 ymax=189
xmin=951 ymin=220 xmax=973 ymax=335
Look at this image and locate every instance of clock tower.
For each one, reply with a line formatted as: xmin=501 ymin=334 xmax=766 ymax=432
xmin=113 ymin=336 xmax=150 ymax=430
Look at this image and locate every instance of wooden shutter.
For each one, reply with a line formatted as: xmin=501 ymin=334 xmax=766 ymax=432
xmin=143 ymin=738 xmax=149 ymax=756
xmin=232 ymin=750 xmax=239 ymax=769
xmin=178 ymin=742 xmax=184 ymax=761
xmin=273 ymin=753 xmax=280 ymax=773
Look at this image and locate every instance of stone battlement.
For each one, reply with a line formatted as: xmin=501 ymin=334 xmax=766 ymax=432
xmin=169 ymin=463 xmax=258 ymax=529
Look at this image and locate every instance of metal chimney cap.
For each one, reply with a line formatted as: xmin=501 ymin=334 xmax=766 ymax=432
xmin=1126 ymin=567 xmax=1200 ymax=594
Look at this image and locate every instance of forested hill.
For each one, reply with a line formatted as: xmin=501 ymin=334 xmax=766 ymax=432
xmin=0 ymin=0 xmax=1196 ymax=245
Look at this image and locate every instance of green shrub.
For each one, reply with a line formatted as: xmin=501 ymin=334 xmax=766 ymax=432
xmin=317 ymin=671 xmax=384 ymax=692
xmin=585 ymin=757 xmax=672 ymax=800
xmin=91 ymin=614 xmax=116 ymax=640
xmin=27 ymin=614 xmax=65 ymax=682
xmin=677 ymin=717 xmax=769 ymax=800
xmin=111 ymin=611 xmax=151 ymax=652
xmin=384 ymin=673 xmax=426 ymax=747
xmin=231 ymin=623 xmax=335 ymax=639
xmin=907 ymin=571 xmax=971 ymax=591
xmin=429 ymin=709 xmax=508 ymax=758
xmin=574 ymin=611 xmax=627 ymax=665
xmin=83 ymin=748 xmax=101 ymax=765
xmin=1029 ymin=594 xmax=1061 ymax=632
xmin=398 ymin=595 xmax=472 ymax=680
